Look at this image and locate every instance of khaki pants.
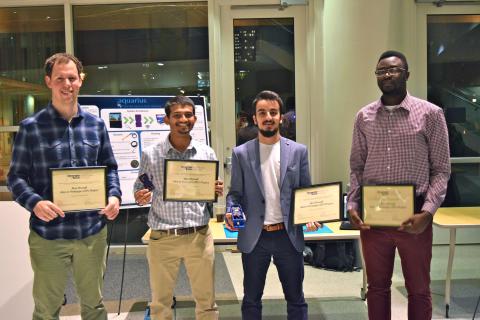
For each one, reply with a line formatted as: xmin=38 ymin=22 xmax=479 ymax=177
xmin=147 ymin=226 xmax=218 ymax=320
xmin=29 ymin=228 xmax=108 ymax=320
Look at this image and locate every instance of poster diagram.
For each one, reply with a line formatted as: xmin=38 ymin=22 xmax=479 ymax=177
xmin=108 ymin=132 xmax=141 ymax=170
xmin=78 ymin=95 xmax=209 ymax=206
xmin=102 ymin=108 xmax=169 ymax=131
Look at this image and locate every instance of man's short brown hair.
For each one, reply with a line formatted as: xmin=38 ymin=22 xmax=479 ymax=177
xmin=44 ymin=53 xmax=84 ymax=78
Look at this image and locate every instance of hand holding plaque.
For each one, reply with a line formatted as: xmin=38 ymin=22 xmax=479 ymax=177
xmin=50 ymin=166 xmax=107 ymax=212
xmin=163 ymin=159 xmax=219 ymax=202
xmin=293 ymin=182 xmax=342 ymax=225
xmin=361 ymin=185 xmax=415 ymax=227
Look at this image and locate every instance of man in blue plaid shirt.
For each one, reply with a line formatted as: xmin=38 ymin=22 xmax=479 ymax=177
xmin=7 ymin=53 xmax=121 ymax=320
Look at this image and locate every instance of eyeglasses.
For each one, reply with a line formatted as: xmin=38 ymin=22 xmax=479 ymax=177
xmin=374 ymin=67 xmax=406 ymax=77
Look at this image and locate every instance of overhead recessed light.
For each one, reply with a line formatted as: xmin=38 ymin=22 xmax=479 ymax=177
xmin=157 ymin=62 xmax=164 ymax=66
xmin=473 ymin=98 xmax=477 ymax=103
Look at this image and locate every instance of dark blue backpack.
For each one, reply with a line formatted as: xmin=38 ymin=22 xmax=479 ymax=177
xmin=304 ymin=240 xmax=356 ymax=272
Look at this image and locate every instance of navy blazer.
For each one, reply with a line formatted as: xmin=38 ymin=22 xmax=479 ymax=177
xmin=226 ymin=137 xmax=311 ymax=253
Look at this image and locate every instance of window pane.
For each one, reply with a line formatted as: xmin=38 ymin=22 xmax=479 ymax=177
xmin=0 ymin=6 xmax=65 ymax=123
xmin=0 ymin=6 xmax=65 ymax=194
xmin=427 ymin=15 xmax=480 ymax=157
xmin=444 ymin=163 xmax=480 ymax=207
xmin=73 ymin=2 xmax=209 ymax=99
xmin=234 ymin=18 xmax=296 ymax=145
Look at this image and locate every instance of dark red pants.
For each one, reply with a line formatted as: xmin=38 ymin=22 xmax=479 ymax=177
xmin=360 ymin=223 xmax=433 ymax=320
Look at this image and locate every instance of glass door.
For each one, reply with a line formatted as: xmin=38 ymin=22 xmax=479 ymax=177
xmin=219 ymin=3 xmax=308 ymax=190
xmin=233 ymin=17 xmax=296 ymax=143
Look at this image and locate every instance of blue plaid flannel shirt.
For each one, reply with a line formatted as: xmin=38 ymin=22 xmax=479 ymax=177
xmin=7 ymin=103 xmax=121 ymax=240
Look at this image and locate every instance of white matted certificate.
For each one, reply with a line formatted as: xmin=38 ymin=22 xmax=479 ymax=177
xmin=362 ymin=185 xmax=415 ymax=227
xmin=163 ymin=159 xmax=219 ymax=202
xmin=293 ymin=182 xmax=342 ymax=225
xmin=50 ymin=166 xmax=107 ymax=212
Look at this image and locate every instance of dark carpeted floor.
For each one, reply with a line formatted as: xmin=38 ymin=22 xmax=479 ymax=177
xmin=64 ymin=251 xmax=236 ymax=304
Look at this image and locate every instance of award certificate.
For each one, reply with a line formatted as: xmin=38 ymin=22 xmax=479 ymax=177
xmin=50 ymin=166 xmax=107 ymax=212
xmin=362 ymin=185 xmax=415 ymax=226
xmin=163 ymin=159 xmax=219 ymax=202
xmin=293 ymin=182 xmax=342 ymax=225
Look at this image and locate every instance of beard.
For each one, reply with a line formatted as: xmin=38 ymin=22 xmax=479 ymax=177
xmin=259 ymin=127 xmax=278 ymax=137
xmin=378 ymin=78 xmax=407 ymax=96
xmin=380 ymin=85 xmax=402 ymax=95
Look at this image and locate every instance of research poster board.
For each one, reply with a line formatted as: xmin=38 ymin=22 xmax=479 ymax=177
xmin=78 ymin=95 xmax=209 ymax=206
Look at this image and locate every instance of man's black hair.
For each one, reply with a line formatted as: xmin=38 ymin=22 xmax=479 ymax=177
xmin=251 ymin=90 xmax=284 ymax=114
xmin=378 ymin=50 xmax=409 ymax=71
xmin=164 ymin=96 xmax=195 ymax=117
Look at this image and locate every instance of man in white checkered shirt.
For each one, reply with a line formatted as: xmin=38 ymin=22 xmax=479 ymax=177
xmin=347 ymin=51 xmax=451 ymax=320
xmin=134 ymin=96 xmax=224 ymax=320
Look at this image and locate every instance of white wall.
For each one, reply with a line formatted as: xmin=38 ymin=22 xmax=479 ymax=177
xmin=434 ymin=226 xmax=480 ymax=245
xmin=0 ymin=202 xmax=34 ymax=319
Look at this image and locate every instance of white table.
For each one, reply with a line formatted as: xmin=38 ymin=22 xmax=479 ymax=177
xmin=433 ymin=207 xmax=480 ymax=318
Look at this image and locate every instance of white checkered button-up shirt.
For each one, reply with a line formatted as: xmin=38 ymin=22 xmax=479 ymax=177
xmin=133 ymin=136 xmax=217 ymax=230
xmin=347 ymin=93 xmax=451 ymax=215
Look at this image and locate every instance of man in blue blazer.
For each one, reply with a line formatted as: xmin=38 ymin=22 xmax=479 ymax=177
xmin=226 ymin=90 xmax=320 ymax=320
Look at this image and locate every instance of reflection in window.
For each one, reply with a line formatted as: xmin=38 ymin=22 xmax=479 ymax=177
xmin=427 ymin=15 xmax=480 ymax=157
xmin=73 ymin=2 xmax=209 ymax=100
xmin=444 ymin=163 xmax=480 ymax=207
xmin=234 ymin=18 xmax=295 ymax=144
xmin=0 ymin=6 xmax=65 ymax=191
xmin=0 ymin=6 xmax=65 ymax=122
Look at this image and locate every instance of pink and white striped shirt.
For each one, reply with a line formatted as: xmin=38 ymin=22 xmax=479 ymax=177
xmin=347 ymin=94 xmax=451 ymax=215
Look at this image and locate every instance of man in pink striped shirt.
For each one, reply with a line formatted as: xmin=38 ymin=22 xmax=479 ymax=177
xmin=347 ymin=50 xmax=451 ymax=320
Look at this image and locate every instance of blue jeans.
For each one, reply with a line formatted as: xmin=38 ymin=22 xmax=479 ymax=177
xmin=241 ymin=229 xmax=308 ymax=320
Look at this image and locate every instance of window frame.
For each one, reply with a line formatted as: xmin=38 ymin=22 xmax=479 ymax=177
xmin=416 ymin=4 xmax=480 ymax=164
